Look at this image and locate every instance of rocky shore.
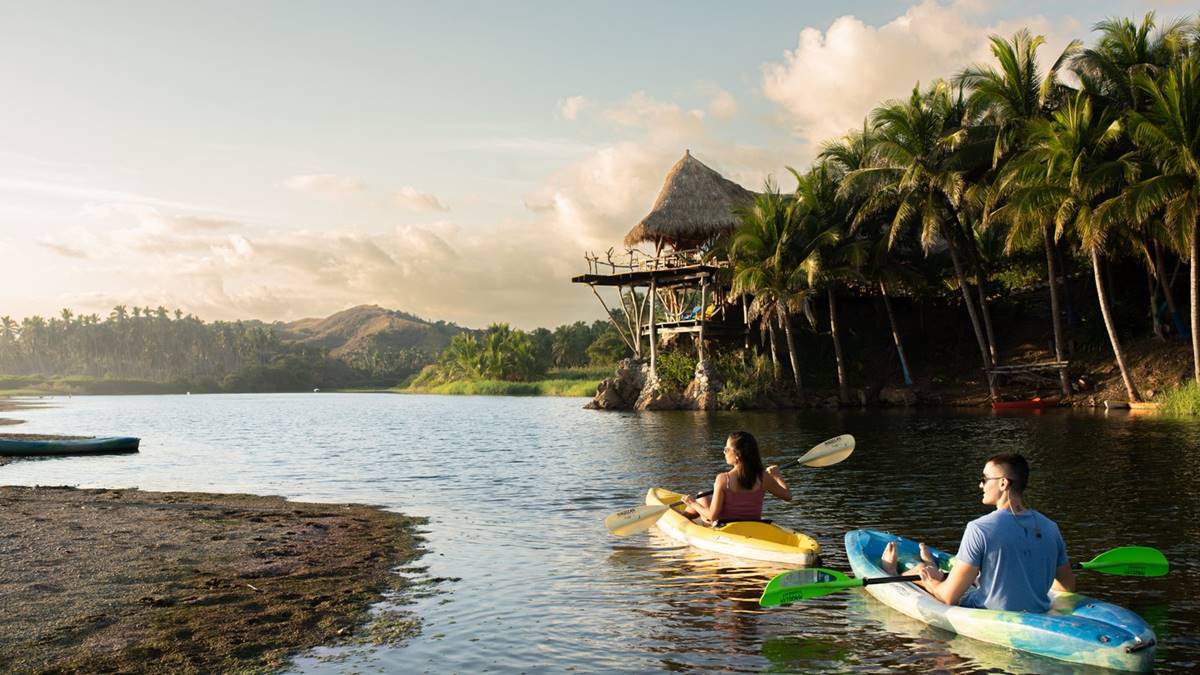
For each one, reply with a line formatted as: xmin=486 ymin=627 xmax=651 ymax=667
xmin=0 ymin=486 xmax=426 ymax=673
xmin=586 ymin=338 xmax=1194 ymax=411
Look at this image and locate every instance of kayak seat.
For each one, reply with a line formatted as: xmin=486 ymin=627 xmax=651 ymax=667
xmin=715 ymin=520 xmax=797 ymax=546
xmin=713 ymin=518 xmax=772 ymax=527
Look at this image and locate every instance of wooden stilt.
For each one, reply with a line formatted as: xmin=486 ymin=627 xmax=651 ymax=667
xmin=649 ymin=277 xmax=658 ymax=378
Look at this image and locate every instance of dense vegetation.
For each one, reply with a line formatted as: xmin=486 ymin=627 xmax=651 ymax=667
xmin=0 ymin=306 xmax=629 ymax=395
xmin=700 ymin=13 xmax=1200 ymax=407
xmin=406 ymin=321 xmax=628 ymax=391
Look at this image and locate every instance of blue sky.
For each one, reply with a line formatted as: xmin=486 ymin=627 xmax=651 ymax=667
xmin=0 ymin=1 xmax=1188 ymax=328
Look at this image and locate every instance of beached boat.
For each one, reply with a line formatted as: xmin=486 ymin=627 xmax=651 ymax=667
xmin=845 ymin=529 xmax=1156 ymax=672
xmin=0 ymin=436 xmax=140 ymax=457
xmin=1128 ymin=401 xmax=1162 ymax=412
xmin=645 ymin=487 xmax=820 ymax=565
xmin=991 ymin=396 xmax=1059 ymax=410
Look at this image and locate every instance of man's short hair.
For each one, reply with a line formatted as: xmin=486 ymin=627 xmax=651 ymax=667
xmin=986 ymin=452 xmax=1030 ymax=493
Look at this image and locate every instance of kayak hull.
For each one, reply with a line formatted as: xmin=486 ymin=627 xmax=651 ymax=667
xmin=0 ymin=436 xmax=140 ymax=457
xmin=845 ymin=529 xmax=1156 ymax=672
xmin=646 ymin=487 xmax=819 ymax=566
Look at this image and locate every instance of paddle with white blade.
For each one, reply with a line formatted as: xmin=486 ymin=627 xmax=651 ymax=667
xmin=603 ymin=434 xmax=855 ymax=537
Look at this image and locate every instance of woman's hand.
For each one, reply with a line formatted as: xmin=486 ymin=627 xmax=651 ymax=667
xmin=681 ymin=495 xmax=695 ymax=506
xmin=765 ymin=464 xmax=781 ymax=477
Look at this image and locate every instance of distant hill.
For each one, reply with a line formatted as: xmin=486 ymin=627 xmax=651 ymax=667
xmin=275 ymin=305 xmax=469 ymax=358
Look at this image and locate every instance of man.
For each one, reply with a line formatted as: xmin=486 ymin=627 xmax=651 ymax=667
xmin=881 ymin=452 xmax=1075 ymax=612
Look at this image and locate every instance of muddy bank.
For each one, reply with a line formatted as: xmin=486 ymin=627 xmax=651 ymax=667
xmin=0 ymin=396 xmax=34 ymax=426
xmin=0 ymin=486 xmax=426 ymax=673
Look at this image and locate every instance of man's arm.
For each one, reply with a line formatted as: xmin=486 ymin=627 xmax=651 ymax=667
xmin=1051 ymin=563 xmax=1075 ymax=592
xmin=918 ymin=560 xmax=978 ymax=606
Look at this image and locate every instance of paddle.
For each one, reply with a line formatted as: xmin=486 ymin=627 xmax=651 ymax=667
xmin=759 ymin=546 xmax=1170 ymax=607
xmin=604 ymin=434 xmax=855 ymax=537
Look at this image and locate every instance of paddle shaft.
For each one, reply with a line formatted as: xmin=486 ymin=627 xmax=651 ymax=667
xmin=862 ymin=574 xmax=921 ymax=587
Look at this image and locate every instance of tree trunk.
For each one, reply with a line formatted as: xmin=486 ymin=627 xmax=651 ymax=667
xmin=976 ymin=277 xmax=999 ymax=366
xmin=781 ymin=311 xmax=803 ymax=396
xmin=944 ymin=228 xmax=998 ymax=399
xmin=1154 ymin=242 xmax=1183 ymax=336
xmin=828 ymin=287 xmax=848 ymax=403
xmin=880 ymin=281 xmax=914 ymax=386
xmin=1192 ymin=222 xmax=1200 ymax=384
xmin=766 ymin=319 xmax=782 ymax=382
xmin=1042 ymin=224 xmax=1071 ymax=397
xmin=1092 ymin=249 xmax=1141 ymax=402
xmin=1148 ymin=267 xmax=1164 ymax=341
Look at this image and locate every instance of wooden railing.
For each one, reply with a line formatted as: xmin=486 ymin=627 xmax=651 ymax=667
xmin=583 ymin=247 xmax=725 ymax=275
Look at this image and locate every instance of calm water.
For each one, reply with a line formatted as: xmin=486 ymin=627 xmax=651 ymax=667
xmin=3 ymin=394 xmax=1199 ymax=673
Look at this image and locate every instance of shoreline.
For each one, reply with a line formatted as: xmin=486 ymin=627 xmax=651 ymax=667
xmin=0 ymin=486 xmax=427 ymax=673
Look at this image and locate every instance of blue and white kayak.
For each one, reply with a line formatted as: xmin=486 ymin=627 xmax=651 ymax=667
xmin=845 ymin=529 xmax=1156 ymax=672
xmin=0 ymin=436 xmax=140 ymax=457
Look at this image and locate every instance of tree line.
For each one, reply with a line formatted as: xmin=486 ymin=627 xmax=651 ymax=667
xmin=413 ymin=320 xmax=628 ymax=385
xmin=0 ymin=305 xmax=630 ymax=392
xmin=724 ymin=13 xmax=1199 ymax=403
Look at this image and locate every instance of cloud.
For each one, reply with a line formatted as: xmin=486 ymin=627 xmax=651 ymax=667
xmin=526 ymin=92 xmax=791 ymax=248
xmin=393 ymin=186 xmax=450 ymax=212
xmin=695 ymin=83 xmax=738 ymax=121
xmin=602 ymin=92 xmax=707 ymax=141
xmin=0 ymin=176 xmax=214 ymax=212
xmin=282 ymin=173 xmax=366 ymax=195
xmin=558 ymin=95 xmax=587 ymax=120
xmin=761 ymin=0 xmax=1075 ymax=163
xmin=38 ymin=238 xmax=90 ymax=259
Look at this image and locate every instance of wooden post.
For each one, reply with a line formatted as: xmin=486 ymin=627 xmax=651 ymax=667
xmin=649 ymin=277 xmax=658 ymax=378
xmin=698 ymin=275 xmax=707 ymax=366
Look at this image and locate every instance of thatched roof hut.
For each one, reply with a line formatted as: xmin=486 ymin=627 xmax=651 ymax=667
xmin=623 ymin=150 xmax=755 ymax=250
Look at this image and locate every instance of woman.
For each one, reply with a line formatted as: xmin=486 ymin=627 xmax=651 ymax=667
xmin=682 ymin=431 xmax=791 ymax=524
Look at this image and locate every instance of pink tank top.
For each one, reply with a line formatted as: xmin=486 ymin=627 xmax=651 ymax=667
xmin=720 ymin=473 xmax=764 ymax=521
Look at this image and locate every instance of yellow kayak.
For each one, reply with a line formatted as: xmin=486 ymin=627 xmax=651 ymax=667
xmin=645 ymin=487 xmax=820 ymax=566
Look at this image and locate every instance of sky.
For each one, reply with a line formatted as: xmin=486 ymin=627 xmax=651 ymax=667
xmin=0 ymin=0 xmax=1191 ymax=329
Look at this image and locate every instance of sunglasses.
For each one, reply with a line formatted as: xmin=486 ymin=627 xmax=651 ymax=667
xmin=979 ymin=474 xmax=1006 ymax=486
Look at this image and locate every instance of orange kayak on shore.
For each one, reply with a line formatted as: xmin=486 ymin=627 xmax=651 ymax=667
xmin=991 ymin=396 xmax=1059 ymax=410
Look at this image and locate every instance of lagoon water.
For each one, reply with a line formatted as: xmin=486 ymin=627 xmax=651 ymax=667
xmin=3 ymin=393 xmax=1199 ymax=673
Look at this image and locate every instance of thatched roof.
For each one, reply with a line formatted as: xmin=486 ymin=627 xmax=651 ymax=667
xmin=623 ymin=150 xmax=755 ymax=249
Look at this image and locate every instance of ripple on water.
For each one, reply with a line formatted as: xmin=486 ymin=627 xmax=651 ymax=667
xmin=2 ymin=396 xmax=1197 ymax=673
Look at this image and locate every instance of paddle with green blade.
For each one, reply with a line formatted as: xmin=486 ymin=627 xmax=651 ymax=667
xmin=604 ymin=434 xmax=855 ymax=537
xmin=759 ymin=546 xmax=1170 ymax=607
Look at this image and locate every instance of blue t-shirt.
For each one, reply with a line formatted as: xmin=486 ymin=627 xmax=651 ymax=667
xmin=955 ymin=509 xmax=1067 ymax=613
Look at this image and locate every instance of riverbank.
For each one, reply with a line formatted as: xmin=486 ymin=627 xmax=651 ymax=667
xmin=0 ymin=486 xmax=426 ymax=673
xmin=398 ymin=366 xmax=606 ymax=397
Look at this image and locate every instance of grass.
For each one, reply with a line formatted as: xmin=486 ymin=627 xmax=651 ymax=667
xmin=398 ymin=367 xmax=608 ymax=397
xmin=0 ymin=376 xmax=189 ymax=396
xmin=1159 ymin=381 xmax=1200 ymax=415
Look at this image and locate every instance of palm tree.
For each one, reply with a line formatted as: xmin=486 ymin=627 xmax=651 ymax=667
xmin=792 ymin=162 xmax=866 ymax=403
xmin=730 ymin=182 xmax=821 ymax=395
xmin=996 ymin=93 xmax=1142 ymax=401
xmin=1073 ymin=13 xmax=1191 ymax=114
xmin=822 ymin=123 xmax=920 ymax=387
xmin=1126 ymin=53 xmax=1200 ymax=384
xmin=842 ymin=82 xmax=1000 ymax=399
xmin=959 ymin=29 xmax=1079 ymax=396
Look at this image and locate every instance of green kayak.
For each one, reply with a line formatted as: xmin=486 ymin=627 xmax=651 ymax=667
xmin=0 ymin=436 xmax=140 ymax=456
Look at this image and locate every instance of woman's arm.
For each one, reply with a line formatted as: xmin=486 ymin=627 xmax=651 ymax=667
xmin=763 ymin=465 xmax=792 ymax=501
xmin=683 ymin=475 xmax=725 ymax=523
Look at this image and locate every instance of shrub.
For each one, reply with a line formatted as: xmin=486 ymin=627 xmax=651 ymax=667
xmin=1160 ymin=381 xmax=1200 ymax=416
xmin=656 ymin=351 xmax=696 ymax=392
